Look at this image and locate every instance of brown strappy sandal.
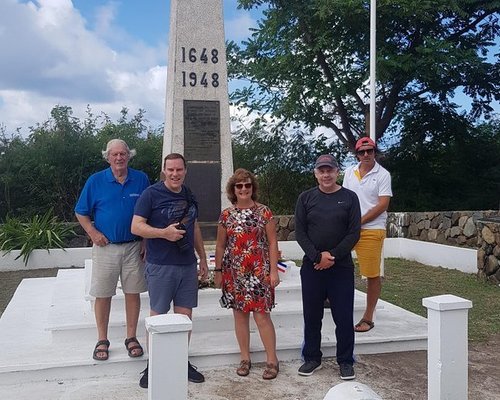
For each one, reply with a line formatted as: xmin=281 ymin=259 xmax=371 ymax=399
xmin=124 ymin=337 xmax=144 ymax=358
xmin=236 ymin=360 xmax=251 ymax=376
xmin=262 ymin=362 xmax=279 ymax=380
xmin=92 ymin=339 xmax=110 ymax=361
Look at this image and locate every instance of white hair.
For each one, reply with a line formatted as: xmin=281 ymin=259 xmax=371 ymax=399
xmin=101 ymin=139 xmax=137 ymax=161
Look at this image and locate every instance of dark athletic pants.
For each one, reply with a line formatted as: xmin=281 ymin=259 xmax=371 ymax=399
xmin=300 ymin=258 xmax=355 ymax=365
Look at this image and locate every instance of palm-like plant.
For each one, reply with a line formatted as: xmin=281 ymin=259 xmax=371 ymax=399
xmin=0 ymin=209 xmax=75 ymax=265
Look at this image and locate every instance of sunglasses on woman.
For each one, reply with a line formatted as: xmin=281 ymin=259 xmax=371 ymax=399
xmin=234 ymin=183 xmax=253 ymax=189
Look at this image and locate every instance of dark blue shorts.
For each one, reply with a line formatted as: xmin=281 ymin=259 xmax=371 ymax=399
xmin=144 ymin=262 xmax=198 ymax=314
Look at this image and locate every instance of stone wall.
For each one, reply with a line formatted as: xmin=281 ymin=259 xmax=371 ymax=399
xmin=477 ymin=217 xmax=500 ymax=284
xmin=386 ymin=210 xmax=500 ymax=248
xmin=274 ymin=210 xmax=500 ymax=282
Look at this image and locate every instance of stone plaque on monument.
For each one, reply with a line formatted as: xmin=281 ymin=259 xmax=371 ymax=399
xmin=163 ymin=0 xmax=233 ymax=239
xmin=183 ymin=100 xmax=220 ymax=161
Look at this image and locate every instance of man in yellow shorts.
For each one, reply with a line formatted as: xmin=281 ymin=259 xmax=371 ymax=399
xmin=343 ymin=137 xmax=392 ymax=332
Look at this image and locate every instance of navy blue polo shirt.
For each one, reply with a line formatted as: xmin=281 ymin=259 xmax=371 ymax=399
xmin=75 ymin=167 xmax=150 ymax=243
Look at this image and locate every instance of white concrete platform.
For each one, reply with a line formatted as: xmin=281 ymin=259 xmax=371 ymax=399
xmin=0 ymin=263 xmax=427 ymax=387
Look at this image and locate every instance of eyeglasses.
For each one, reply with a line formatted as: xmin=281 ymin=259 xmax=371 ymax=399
xmin=234 ymin=183 xmax=252 ymax=189
xmin=109 ymin=151 xmax=128 ymax=158
xmin=356 ymin=149 xmax=374 ymax=156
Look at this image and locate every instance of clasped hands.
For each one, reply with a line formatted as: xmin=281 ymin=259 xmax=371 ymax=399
xmin=314 ymin=251 xmax=335 ymax=270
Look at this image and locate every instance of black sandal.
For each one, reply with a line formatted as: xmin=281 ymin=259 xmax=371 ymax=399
xmin=125 ymin=337 xmax=144 ymax=358
xmin=93 ymin=339 xmax=110 ymax=361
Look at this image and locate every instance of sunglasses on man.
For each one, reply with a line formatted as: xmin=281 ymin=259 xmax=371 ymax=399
xmin=356 ymin=148 xmax=375 ymax=156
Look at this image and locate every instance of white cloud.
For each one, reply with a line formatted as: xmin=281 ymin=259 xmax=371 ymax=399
xmin=225 ymin=13 xmax=256 ymax=43
xmin=0 ymin=89 xmax=68 ymax=134
xmin=0 ymin=0 xmax=167 ymax=134
xmin=0 ymin=0 xmax=258 ymax=136
xmin=94 ymin=1 xmax=117 ymax=35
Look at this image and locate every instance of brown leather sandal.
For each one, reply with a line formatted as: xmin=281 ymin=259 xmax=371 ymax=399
xmin=354 ymin=319 xmax=375 ymax=333
xmin=262 ymin=362 xmax=279 ymax=380
xmin=92 ymin=339 xmax=110 ymax=361
xmin=124 ymin=337 xmax=144 ymax=358
xmin=236 ymin=360 xmax=251 ymax=376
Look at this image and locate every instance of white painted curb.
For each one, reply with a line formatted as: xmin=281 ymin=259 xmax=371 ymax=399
xmin=0 ymin=238 xmax=477 ymax=274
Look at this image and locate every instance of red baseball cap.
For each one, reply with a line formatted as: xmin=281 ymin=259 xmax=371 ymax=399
xmin=355 ymin=137 xmax=376 ymax=151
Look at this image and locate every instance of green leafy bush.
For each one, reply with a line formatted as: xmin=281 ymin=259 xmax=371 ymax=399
xmin=0 ymin=209 xmax=75 ymax=265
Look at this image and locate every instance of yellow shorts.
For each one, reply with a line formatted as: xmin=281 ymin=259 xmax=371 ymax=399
xmin=354 ymin=229 xmax=386 ymax=278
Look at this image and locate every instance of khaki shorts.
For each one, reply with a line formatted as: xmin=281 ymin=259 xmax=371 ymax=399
xmin=90 ymin=241 xmax=147 ymax=298
xmin=354 ymin=229 xmax=386 ymax=278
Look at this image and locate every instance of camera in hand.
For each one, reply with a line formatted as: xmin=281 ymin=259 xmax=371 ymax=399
xmin=175 ymin=223 xmax=190 ymax=252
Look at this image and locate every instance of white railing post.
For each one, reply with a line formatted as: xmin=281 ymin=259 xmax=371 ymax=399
xmin=145 ymin=314 xmax=192 ymax=400
xmin=422 ymin=294 xmax=472 ymax=400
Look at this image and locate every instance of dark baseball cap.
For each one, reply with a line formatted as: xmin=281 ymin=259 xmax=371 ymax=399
xmin=314 ymin=154 xmax=339 ymax=169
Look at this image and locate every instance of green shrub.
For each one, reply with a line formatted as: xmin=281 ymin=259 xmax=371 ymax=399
xmin=0 ymin=209 xmax=75 ymax=265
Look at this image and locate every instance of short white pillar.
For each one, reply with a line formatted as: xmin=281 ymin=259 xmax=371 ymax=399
xmin=422 ymin=294 xmax=472 ymax=400
xmin=145 ymin=314 xmax=192 ymax=400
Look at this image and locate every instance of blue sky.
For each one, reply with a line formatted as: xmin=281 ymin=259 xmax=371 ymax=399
xmin=1 ymin=1 xmax=497 ymax=137
xmin=0 ymin=0 xmax=263 ymax=134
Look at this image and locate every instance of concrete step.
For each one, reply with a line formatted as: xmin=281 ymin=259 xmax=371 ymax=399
xmin=82 ymin=259 xmax=303 ymax=304
xmin=0 ymin=269 xmax=427 ymax=385
xmin=47 ymin=269 xmax=384 ymax=341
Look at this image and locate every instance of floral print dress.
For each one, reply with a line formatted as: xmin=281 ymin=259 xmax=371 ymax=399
xmin=219 ymin=203 xmax=275 ymax=313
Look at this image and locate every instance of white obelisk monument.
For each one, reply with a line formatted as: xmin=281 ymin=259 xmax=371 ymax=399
xmin=163 ymin=0 xmax=233 ymax=238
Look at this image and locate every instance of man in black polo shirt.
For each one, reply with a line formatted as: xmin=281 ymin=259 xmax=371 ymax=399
xmin=295 ymin=154 xmax=361 ymax=380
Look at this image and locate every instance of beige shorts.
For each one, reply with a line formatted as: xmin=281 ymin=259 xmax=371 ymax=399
xmin=90 ymin=241 xmax=147 ymax=298
xmin=354 ymin=229 xmax=386 ymax=278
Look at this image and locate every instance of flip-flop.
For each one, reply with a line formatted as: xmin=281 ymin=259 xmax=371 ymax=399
xmin=354 ymin=319 xmax=375 ymax=333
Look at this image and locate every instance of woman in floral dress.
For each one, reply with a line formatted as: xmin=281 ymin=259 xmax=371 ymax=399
xmin=214 ymin=168 xmax=280 ymax=379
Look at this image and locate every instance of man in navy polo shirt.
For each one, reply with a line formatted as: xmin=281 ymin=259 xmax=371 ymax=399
xmin=75 ymin=139 xmax=150 ymax=362
xmin=132 ymin=152 xmax=208 ymax=387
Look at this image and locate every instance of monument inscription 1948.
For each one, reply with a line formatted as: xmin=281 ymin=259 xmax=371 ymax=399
xmin=180 ymin=47 xmax=220 ymax=88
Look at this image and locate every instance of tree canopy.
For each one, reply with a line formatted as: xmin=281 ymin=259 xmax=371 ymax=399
xmin=230 ymin=0 xmax=500 ymax=150
xmin=0 ymin=104 xmax=498 ymax=219
xmin=232 ymin=119 xmax=347 ymax=213
xmin=384 ymin=101 xmax=500 ymax=211
xmin=0 ymin=106 xmax=163 ymax=221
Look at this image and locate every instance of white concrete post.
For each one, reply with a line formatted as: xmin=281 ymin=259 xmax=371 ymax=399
xmin=145 ymin=314 xmax=192 ymax=400
xmin=422 ymin=294 xmax=472 ymax=400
